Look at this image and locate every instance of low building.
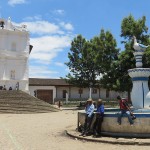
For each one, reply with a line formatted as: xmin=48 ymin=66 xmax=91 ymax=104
xmin=29 ymin=78 xmax=127 ymax=104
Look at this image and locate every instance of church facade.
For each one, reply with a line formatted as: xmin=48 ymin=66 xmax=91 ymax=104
xmin=0 ymin=18 xmax=31 ymax=91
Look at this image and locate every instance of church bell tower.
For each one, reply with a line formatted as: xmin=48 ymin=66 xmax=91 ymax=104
xmin=0 ymin=17 xmax=32 ymax=92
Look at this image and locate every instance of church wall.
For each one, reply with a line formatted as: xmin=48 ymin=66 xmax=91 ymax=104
xmin=0 ymin=32 xmax=28 ymax=52
xmin=0 ymin=18 xmax=30 ymax=92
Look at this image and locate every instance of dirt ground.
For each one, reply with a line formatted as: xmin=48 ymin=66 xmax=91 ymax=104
xmin=0 ymin=109 xmax=149 ymax=150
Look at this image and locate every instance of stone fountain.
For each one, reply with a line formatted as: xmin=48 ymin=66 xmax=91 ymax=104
xmin=77 ymin=36 xmax=150 ymax=138
xmin=128 ymin=36 xmax=150 ymax=108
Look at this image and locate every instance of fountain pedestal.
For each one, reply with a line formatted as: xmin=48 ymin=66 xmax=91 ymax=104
xmin=128 ymin=50 xmax=150 ymax=108
xmin=128 ymin=68 xmax=150 ymax=108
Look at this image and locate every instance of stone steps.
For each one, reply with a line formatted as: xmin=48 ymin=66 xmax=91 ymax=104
xmin=0 ymin=90 xmax=59 ymax=113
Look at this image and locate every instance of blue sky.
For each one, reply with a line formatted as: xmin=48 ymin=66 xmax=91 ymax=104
xmin=1 ymin=0 xmax=150 ymax=79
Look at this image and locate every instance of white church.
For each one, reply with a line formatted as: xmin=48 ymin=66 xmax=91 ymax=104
xmin=0 ymin=18 xmax=126 ymax=104
xmin=0 ymin=17 xmax=31 ymax=92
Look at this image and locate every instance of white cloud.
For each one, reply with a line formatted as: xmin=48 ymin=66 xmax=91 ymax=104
xmin=31 ymin=35 xmax=71 ymax=52
xmin=23 ymin=15 xmax=42 ymax=21
xmin=60 ymin=22 xmax=74 ymax=31
xmin=8 ymin=0 xmax=27 ymax=6
xmin=30 ymin=35 xmax=72 ymax=64
xmin=53 ymin=9 xmax=65 ymax=15
xmin=29 ymin=65 xmax=58 ymax=78
xmin=15 ymin=21 xmax=63 ymax=35
xmin=55 ymin=62 xmax=65 ymax=67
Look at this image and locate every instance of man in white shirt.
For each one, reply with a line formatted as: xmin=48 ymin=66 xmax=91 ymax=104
xmin=80 ymin=98 xmax=95 ymax=137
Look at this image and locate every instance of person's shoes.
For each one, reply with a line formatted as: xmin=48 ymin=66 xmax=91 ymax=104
xmin=130 ymin=124 xmax=134 ymax=126
xmin=93 ymin=135 xmax=97 ymax=138
xmin=84 ymin=132 xmax=91 ymax=136
xmin=79 ymin=133 xmax=84 ymax=136
xmin=117 ymin=123 xmax=121 ymax=125
xmin=93 ymin=134 xmax=101 ymax=138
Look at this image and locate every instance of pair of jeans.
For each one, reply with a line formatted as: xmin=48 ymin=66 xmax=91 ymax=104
xmin=117 ymin=110 xmax=133 ymax=125
xmin=93 ymin=114 xmax=103 ymax=135
xmin=82 ymin=114 xmax=94 ymax=134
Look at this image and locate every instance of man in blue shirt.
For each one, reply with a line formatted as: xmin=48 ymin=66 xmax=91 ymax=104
xmin=80 ymin=98 xmax=95 ymax=137
xmin=93 ymin=99 xmax=104 ymax=137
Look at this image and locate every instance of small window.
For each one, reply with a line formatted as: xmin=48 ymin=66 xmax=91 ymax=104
xmin=79 ymin=89 xmax=83 ymax=94
xmin=93 ymin=88 xmax=97 ymax=94
xmin=106 ymin=89 xmax=109 ymax=98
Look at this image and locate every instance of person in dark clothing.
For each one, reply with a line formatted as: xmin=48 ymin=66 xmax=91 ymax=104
xmin=93 ymin=99 xmax=104 ymax=137
xmin=9 ymin=87 xmax=12 ymax=90
xmin=58 ymin=101 xmax=61 ymax=108
xmin=117 ymin=96 xmax=134 ymax=125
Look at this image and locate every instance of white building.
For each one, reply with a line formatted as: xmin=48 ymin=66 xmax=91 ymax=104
xmin=0 ymin=18 xmax=32 ymax=92
xmin=29 ymin=78 xmax=127 ymax=104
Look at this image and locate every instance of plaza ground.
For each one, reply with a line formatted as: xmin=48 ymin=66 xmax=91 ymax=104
xmin=0 ymin=109 xmax=149 ymax=150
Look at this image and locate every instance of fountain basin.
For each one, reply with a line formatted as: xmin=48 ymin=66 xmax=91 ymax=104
xmin=128 ymin=68 xmax=150 ymax=78
xmin=78 ymin=108 xmax=150 ymax=138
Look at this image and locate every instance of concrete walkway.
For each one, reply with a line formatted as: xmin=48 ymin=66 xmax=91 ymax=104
xmin=66 ymin=127 xmax=150 ymax=146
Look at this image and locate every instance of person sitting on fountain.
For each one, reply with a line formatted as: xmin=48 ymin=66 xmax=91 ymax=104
xmin=93 ymin=99 xmax=104 ymax=138
xmin=117 ymin=96 xmax=134 ymax=126
xmin=80 ymin=98 xmax=95 ymax=137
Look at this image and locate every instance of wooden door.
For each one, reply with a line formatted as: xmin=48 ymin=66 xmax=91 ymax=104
xmin=37 ymin=90 xmax=53 ymax=104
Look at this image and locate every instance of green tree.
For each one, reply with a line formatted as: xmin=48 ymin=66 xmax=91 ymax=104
xmin=65 ymin=30 xmax=119 ymax=95
xmin=104 ymin=15 xmax=150 ymax=99
xmin=92 ymin=29 xmax=119 ymax=90
xmin=92 ymin=29 xmax=119 ymax=73
xmin=65 ymin=35 xmax=98 ymax=89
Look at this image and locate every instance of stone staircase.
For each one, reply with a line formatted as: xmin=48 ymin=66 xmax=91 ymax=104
xmin=0 ymin=90 xmax=59 ymax=113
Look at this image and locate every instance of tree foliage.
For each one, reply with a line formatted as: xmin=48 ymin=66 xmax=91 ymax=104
xmin=65 ymin=34 xmax=97 ymax=87
xmin=109 ymin=15 xmax=150 ymax=94
xmin=65 ymin=30 xmax=119 ymax=88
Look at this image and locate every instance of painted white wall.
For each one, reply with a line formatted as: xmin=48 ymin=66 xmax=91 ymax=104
xmin=29 ymin=85 xmax=127 ymax=103
xmin=56 ymin=86 xmax=127 ymax=100
xmin=29 ymin=86 xmax=56 ymax=103
xmin=56 ymin=86 xmax=70 ymax=98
